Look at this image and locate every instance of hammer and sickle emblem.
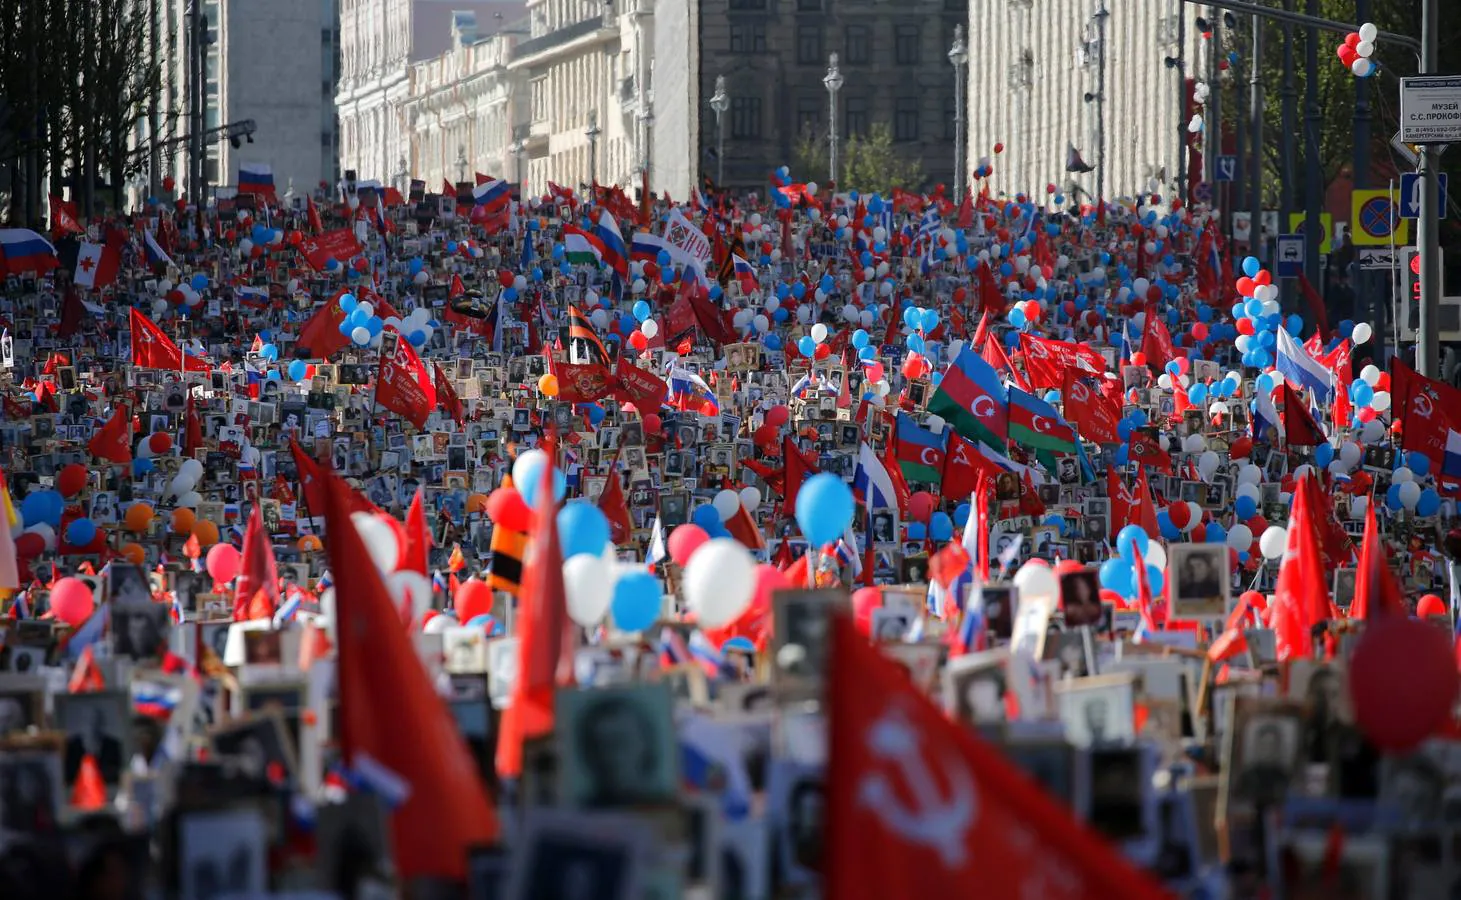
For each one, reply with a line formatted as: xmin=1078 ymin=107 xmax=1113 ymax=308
xmin=1415 ymin=391 xmax=1434 ymax=419
xmin=1025 ymin=339 xmax=1049 ymax=359
xmin=1069 ymin=381 xmax=1089 ymax=403
xmin=857 ymin=705 xmax=976 ymax=868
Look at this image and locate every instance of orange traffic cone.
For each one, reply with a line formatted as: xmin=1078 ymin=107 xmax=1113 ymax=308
xmin=70 ymin=754 xmax=107 ymax=810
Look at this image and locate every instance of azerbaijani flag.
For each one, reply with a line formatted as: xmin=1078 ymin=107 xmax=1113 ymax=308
xmin=562 ymin=225 xmax=606 ymax=267
xmin=928 ymin=346 xmax=1008 ymax=450
xmin=1008 ymin=387 xmax=1077 ymax=452
xmin=895 ymin=412 xmax=944 ymax=484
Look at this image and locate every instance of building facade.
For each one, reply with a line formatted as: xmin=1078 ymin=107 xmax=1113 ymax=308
xmin=506 ymin=0 xmax=654 ymax=198
xmin=654 ymin=0 xmax=967 ymax=199
xmin=964 ymin=0 xmax=1201 ymax=204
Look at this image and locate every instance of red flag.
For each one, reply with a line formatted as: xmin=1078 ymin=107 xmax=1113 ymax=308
xmin=130 ymin=308 xmax=211 ymax=371
xmin=941 ymin=432 xmax=1002 ymax=503
xmin=433 ymin=362 xmax=463 ymax=424
xmin=88 ymin=404 xmax=132 ymax=464
xmin=1279 ymin=383 xmax=1325 ymax=446
xmin=1390 ymin=357 xmax=1461 ymax=472
xmin=441 ymin=179 xmax=456 ymax=198
xmin=1127 ymin=430 xmax=1173 ymax=473
xmin=1350 ymin=496 xmax=1406 ymax=621
xmin=611 ymin=356 xmax=668 ymax=412
xmin=725 ymin=502 xmax=766 ymax=551
xmin=376 ymin=329 xmax=437 ymax=429
xmin=233 ymin=504 xmax=279 ymax=621
xmin=68 ymin=646 xmax=106 ymax=693
xmin=296 ymin=291 xmax=352 ymax=359
xmin=1061 ymin=369 xmax=1121 ymax=444
xmin=402 ymin=489 xmax=431 ymax=576
xmin=298 ymin=228 xmax=363 ymax=271
xmin=183 ymin=391 xmax=203 ymax=457
xmin=57 ymin=284 xmax=85 ymax=339
xmin=782 ymin=435 xmax=816 ymax=518
xmin=1270 ymin=474 xmax=1331 ymax=660
xmin=1207 ymin=596 xmax=1253 ymax=663
xmin=49 ymin=195 xmax=84 ymax=237
xmin=1131 ymin=466 xmax=1159 ymax=536
xmin=929 ymin=541 xmax=971 ymax=590
xmin=1140 ymin=311 xmax=1176 ymax=373
xmin=597 ymin=471 xmax=633 ymax=545
xmin=323 ymin=472 xmax=499 ymax=879
xmin=496 ymin=445 xmax=576 ymax=778
xmin=826 ymin=615 xmax=1172 ymax=900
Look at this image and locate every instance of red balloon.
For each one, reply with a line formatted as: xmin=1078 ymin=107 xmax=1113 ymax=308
xmin=57 ymin=464 xmax=88 ymax=498
xmin=1236 ymin=276 xmax=1256 ymax=297
xmin=49 ymin=577 xmax=95 ymax=628
xmin=148 ymin=432 xmax=173 ymax=454
xmin=162 ymin=176 xmax=175 ymax=192
xmin=497 ymin=270 xmax=515 ymax=288
xmin=1191 ymin=323 xmax=1209 ymax=341
xmin=1053 ymin=559 xmax=1084 ymax=576
xmin=852 ymin=586 xmax=883 ymax=636
xmin=1344 ymin=31 xmax=1361 ymax=48
xmin=814 ymin=344 xmax=831 ymax=360
xmin=1167 ymin=500 xmax=1192 ymax=530
xmin=764 ymin=405 xmax=790 ymax=428
xmin=641 ymin=413 xmax=661 ymax=432
xmin=486 ymin=487 xmax=532 ymax=532
xmin=629 ymin=332 xmax=648 ymax=351
xmin=753 ymin=424 xmax=779 ymax=448
xmin=206 ymin=543 xmax=241 ymax=583
xmin=1129 ymin=351 xmax=1147 ymax=367
xmin=454 ymin=578 xmax=493 ymax=621
xmin=1349 ymin=615 xmax=1459 ymax=753
xmin=13 ymin=533 xmax=43 ymax=557
xmin=1230 ymin=436 xmax=1254 ymax=459
xmin=909 ymin=491 xmax=936 ymax=524
xmin=668 ymin=524 xmax=710 ymax=567
xmin=1418 ymin=594 xmax=1448 ymax=618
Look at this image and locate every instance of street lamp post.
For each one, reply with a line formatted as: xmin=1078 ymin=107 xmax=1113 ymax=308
xmin=396 ymin=156 xmax=408 ymax=192
xmin=709 ymin=75 xmax=729 ymax=186
xmin=823 ymin=53 xmax=844 ymax=186
xmin=585 ymin=111 xmax=601 ymax=185
xmin=510 ymin=138 xmax=526 ymax=194
xmin=456 ymin=144 xmax=467 ymax=184
xmin=948 ymin=26 xmax=968 ymax=203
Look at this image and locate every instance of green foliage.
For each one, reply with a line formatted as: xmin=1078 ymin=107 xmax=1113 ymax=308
xmin=839 ymin=123 xmax=925 ymax=196
xmin=792 ymin=121 xmax=826 ymax=184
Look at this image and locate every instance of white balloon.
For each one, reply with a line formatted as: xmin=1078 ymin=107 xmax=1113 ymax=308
xmin=1238 ymin=464 xmax=1262 ymax=485
xmin=1355 ymin=40 xmax=1374 ymax=58
xmin=1351 ymin=57 xmax=1374 ymax=77
xmin=739 ymin=486 xmax=762 ymax=513
xmin=1259 ymin=526 xmax=1288 ymax=560
xmin=1226 ymin=523 xmax=1253 ymax=551
xmin=1197 ymin=450 xmax=1220 ymax=481
xmin=1370 ymin=390 xmax=1391 ymax=412
xmin=512 ymin=448 xmax=550 ymax=489
xmin=388 ymin=570 xmax=434 ymax=623
xmin=753 ymin=314 xmax=770 ymax=333
xmin=1184 ymin=502 xmax=1203 ymax=532
xmin=1013 ymin=561 xmax=1059 ymax=599
xmin=563 ymin=554 xmax=613 ymax=627
xmin=684 ymin=539 xmax=755 ymax=628
xmin=351 ymin=326 xmax=371 ymax=345
xmin=1359 ymin=22 xmax=1378 ymax=42
xmin=423 ymin=614 xmax=456 ymax=634
xmin=1339 ymin=441 xmax=1362 ymax=467
xmin=1399 ymin=480 xmax=1421 ymax=510
xmin=1359 ymin=364 xmax=1381 ymax=385
xmin=1361 ymin=419 xmax=1386 ymax=443
xmin=805 ymin=182 xmax=818 ymax=195
xmin=640 ymin=319 xmax=659 ymax=339
xmin=1352 ymin=322 xmax=1373 ymax=344
xmin=26 ymin=523 xmax=55 ymax=551
xmin=413 ymin=270 xmax=429 ymax=285
xmin=176 ymin=491 xmax=202 ymax=508
xmin=1144 ymin=542 xmax=1167 ymax=572
xmin=170 ymin=473 xmax=196 ymax=496
xmin=810 ymin=323 xmax=829 ymax=343
xmin=713 ymin=489 xmax=741 ymax=521
xmin=1392 ymin=466 xmax=1414 ymax=483
xmin=1350 ymin=494 xmax=1369 ymax=519
xmin=1236 ymin=483 xmax=1261 ymax=503
xmin=351 ymin=512 xmax=399 ymax=572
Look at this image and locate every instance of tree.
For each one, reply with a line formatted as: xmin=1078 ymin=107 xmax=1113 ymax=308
xmin=839 ymin=124 xmax=924 ymax=196
xmin=792 ymin=121 xmax=827 ymax=185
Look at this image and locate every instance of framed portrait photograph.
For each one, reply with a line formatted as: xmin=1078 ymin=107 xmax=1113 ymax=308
xmin=444 ymin=626 xmax=490 ymax=674
xmin=504 ymin=808 xmax=652 ymax=900
xmin=771 ymin=589 xmax=847 ymax=692
xmin=943 ymin=648 xmax=1010 ymax=728
xmin=555 ymin=682 xmax=677 ymax=810
xmin=1166 ymin=542 xmax=1230 ymax=622
xmin=1220 ymin=697 xmax=1305 ymax=813
xmin=208 ymin=712 xmax=298 ymax=786
xmin=112 ymin=602 xmax=169 ymax=661
xmin=768 ymin=758 xmax=825 ymax=890
xmin=1058 ymin=567 xmax=1102 ymax=627
xmin=55 ymin=691 xmax=132 ymax=789
xmin=0 ymin=738 xmax=64 ymax=834
xmin=176 ymin=806 xmax=270 ymax=900
xmin=1277 ymin=831 xmax=1389 ymax=899
xmin=973 ymin=583 xmax=1017 ymax=640
xmin=1055 ymin=673 xmax=1138 ymax=749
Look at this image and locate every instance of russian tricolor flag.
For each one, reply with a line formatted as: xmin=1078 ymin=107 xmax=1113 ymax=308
xmin=472 ymin=177 xmax=511 ymax=214
xmin=1443 ymin=429 xmax=1461 ymax=480
xmin=1276 ymin=327 xmax=1335 ymax=400
xmin=668 ymin=366 xmax=719 ymax=415
xmin=143 ymin=230 xmax=176 ymax=270
xmin=0 ymin=229 xmax=58 ymax=276
xmin=593 ymin=210 xmax=630 ymax=281
xmin=238 ymin=163 xmax=277 ymax=202
xmin=732 ymin=255 xmax=759 ymax=296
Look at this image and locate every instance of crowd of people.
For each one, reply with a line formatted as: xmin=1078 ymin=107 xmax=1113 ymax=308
xmin=0 ymin=157 xmax=1452 ymax=899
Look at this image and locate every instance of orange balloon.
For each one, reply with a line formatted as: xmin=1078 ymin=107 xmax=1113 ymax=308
xmin=119 ymin=542 xmax=145 ymax=565
xmin=466 ymin=492 xmax=489 ymax=514
xmin=538 ymin=373 xmax=559 ymax=397
xmin=297 ymin=535 xmax=322 ymax=552
xmin=191 ymin=519 xmax=219 ymax=547
xmin=170 ymin=507 xmax=195 ymax=535
xmin=124 ymin=503 xmax=155 ymax=533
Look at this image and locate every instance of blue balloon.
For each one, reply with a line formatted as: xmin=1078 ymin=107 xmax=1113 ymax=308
xmin=907 ymin=522 xmax=927 ymax=541
xmin=929 ymin=512 xmax=954 ymax=542
xmin=921 ymin=309 xmax=940 ymax=332
xmin=1235 ymin=495 xmax=1258 ymax=519
xmin=516 ymin=456 xmax=567 ymax=507
xmin=190 ymin=273 xmax=209 ymax=291
xmin=1417 ymin=488 xmax=1442 ymax=517
xmin=408 ymin=329 xmax=428 ymax=346
xmin=954 ymin=503 xmax=971 ymax=528
xmin=656 ymin=250 xmax=672 ymax=267
xmin=339 ymin=294 xmax=359 ymax=314
xmin=132 ymin=458 xmax=154 ymax=476
xmin=1206 ymin=523 xmax=1227 ymax=545
xmin=288 ymin=360 xmax=308 ymax=381
xmin=633 ymin=300 xmax=652 ymax=322
xmin=66 ymin=518 xmax=97 ymax=546
xmin=409 ymin=257 xmax=424 ymax=274
xmin=903 ymin=306 xmax=921 ymax=329
xmin=691 ymin=504 xmax=721 ymax=530
xmin=558 ymin=502 xmax=611 ymax=557
xmin=1314 ymin=443 xmax=1335 ymax=468
xmin=21 ymin=491 xmax=62 ymax=528
xmin=365 ymin=316 xmax=384 ymax=336
xmin=1116 ymin=525 xmax=1150 ymax=561
xmin=795 ymin=473 xmax=854 ymax=546
xmin=851 ymin=329 xmax=869 ymax=349
xmin=611 ymin=571 xmax=662 ymax=632
xmin=798 ymin=336 xmax=817 ymax=357
xmin=1411 ymin=453 xmax=1432 ymax=477
xmin=1241 ymin=256 xmax=1261 ymax=278
xmin=1099 ymin=558 xmax=1132 ymax=595
xmin=1351 ymin=381 xmax=1374 ymax=407
xmin=791 ymin=282 xmax=807 ymax=300
xmin=259 ymin=343 xmax=278 ymax=361
xmin=1157 ymin=510 xmax=1181 ymax=540
xmin=1386 ymin=483 xmax=1405 ymax=511
xmin=1145 ymin=565 xmax=1165 ymax=595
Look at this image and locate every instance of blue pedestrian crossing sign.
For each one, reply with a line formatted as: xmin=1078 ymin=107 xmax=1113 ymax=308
xmin=1399 ymin=172 xmax=1449 ymax=219
xmin=1216 ymin=156 xmax=1238 ymax=183
xmin=1275 ymin=234 xmax=1304 ymax=278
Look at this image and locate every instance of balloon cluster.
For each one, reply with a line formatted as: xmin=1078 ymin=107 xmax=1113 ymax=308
xmin=1231 ymin=256 xmax=1295 ymax=369
xmin=628 ymin=300 xmax=659 ymax=352
xmin=796 ymin=322 xmax=834 ymax=360
xmin=1097 ymin=526 xmax=1167 ymax=600
xmin=900 ymin=305 xmax=940 ymax=380
xmin=167 ymin=458 xmax=207 ymax=508
xmin=1336 ymin=23 xmax=1379 ymax=78
xmin=337 ymin=293 xmax=383 ymax=347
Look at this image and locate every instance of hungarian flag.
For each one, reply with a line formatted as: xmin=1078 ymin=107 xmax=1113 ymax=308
xmin=825 ymin=615 xmax=1172 ymax=900
xmin=376 ymin=329 xmax=437 ymax=429
xmin=928 ymin=346 xmax=1008 ymax=450
xmin=434 ymin=362 xmax=463 ymax=423
xmin=322 ymin=472 xmax=499 ymax=879
xmin=130 ymin=309 xmax=211 ymax=372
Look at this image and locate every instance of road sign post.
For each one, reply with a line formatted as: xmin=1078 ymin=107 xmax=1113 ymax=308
xmin=1400 ymin=171 xmax=1448 ymax=219
xmin=1275 ymin=234 xmax=1304 ymax=278
xmin=1215 ymin=155 xmax=1237 ymax=182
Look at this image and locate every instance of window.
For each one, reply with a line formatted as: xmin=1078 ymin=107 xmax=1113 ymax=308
xmin=844 ymin=25 xmax=870 ymax=65
xmin=728 ymin=0 xmax=766 ymax=9
xmin=844 ymin=95 xmax=868 ymax=139
xmin=730 ymin=96 xmax=762 ymax=139
xmin=796 ymin=95 xmax=821 ymax=136
xmin=796 ymin=26 xmax=822 ymax=66
xmin=894 ymin=24 xmax=920 ymax=65
xmin=894 ymin=97 xmax=920 ymax=142
xmin=730 ymin=23 xmax=766 ymax=53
